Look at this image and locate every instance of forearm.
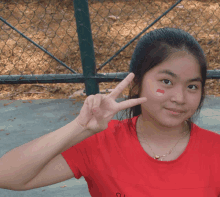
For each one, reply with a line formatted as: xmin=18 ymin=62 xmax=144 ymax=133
xmin=0 ymin=117 xmax=93 ymax=187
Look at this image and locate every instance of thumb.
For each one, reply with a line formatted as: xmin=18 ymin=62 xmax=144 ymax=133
xmin=92 ymin=107 xmax=99 ymax=115
xmin=92 ymin=107 xmax=108 ymax=130
xmin=92 ymin=107 xmax=103 ymax=119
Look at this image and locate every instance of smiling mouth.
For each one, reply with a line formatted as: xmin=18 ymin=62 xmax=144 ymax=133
xmin=165 ymin=108 xmax=185 ymax=115
xmin=165 ymin=108 xmax=185 ymax=113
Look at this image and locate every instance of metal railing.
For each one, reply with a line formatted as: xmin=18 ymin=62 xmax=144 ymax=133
xmin=0 ymin=0 xmax=219 ymax=96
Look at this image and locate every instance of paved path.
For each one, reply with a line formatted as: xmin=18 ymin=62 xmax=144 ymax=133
xmin=0 ymin=96 xmax=220 ymax=197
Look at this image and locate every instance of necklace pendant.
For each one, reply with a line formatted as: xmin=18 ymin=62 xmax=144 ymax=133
xmin=155 ymin=155 xmax=160 ymax=160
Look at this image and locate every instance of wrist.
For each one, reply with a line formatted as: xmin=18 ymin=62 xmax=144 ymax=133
xmin=75 ymin=116 xmax=87 ymax=131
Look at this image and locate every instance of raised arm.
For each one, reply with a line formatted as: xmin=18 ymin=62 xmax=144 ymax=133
xmin=0 ymin=73 xmax=147 ymax=191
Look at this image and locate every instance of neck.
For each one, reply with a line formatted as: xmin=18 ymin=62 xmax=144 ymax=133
xmin=137 ymin=114 xmax=189 ymax=142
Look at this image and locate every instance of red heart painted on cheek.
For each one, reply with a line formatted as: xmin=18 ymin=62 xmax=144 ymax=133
xmin=156 ymin=89 xmax=165 ymax=94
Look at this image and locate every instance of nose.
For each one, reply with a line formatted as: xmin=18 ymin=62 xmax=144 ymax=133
xmin=170 ymin=86 xmax=186 ymax=104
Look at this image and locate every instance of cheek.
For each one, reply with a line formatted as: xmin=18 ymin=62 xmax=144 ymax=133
xmin=189 ymin=94 xmax=201 ymax=110
xmin=156 ymin=89 xmax=165 ymax=96
xmin=147 ymin=79 xmax=165 ymax=97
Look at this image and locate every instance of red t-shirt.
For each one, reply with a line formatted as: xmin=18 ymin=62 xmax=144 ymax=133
xmin=61 ymin=115 xmax=220 ymax=196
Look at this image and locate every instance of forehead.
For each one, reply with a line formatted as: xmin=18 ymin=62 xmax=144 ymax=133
xmin=152 ymin=54 xmax=201 ymax=77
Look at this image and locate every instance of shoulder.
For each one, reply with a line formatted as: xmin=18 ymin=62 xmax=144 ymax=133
xmin=103 ymin=116 xmax=138 ymax=140
xmin=192 ymin=123 xmax=220 ymax=146
xmin=193 ymin=123 xmax=220 ymax=137
xmin=108 ymin=116 xmax=138 ymax=131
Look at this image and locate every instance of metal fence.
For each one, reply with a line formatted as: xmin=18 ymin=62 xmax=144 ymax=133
xmin=0 ymin=0 xmax=220 ymax=97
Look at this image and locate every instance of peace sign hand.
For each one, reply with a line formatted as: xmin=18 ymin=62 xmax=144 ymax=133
xmin=76 ymin=73 xmax=147 ymax=135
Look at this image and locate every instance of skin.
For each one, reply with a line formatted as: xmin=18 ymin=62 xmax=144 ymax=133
xmin=137 ymin=52 xmax=202 ymax=143
xmin=156 ymin=89 xmax=165 ymax=96
xmin=156 ymin=89 xmax=165 ymax=94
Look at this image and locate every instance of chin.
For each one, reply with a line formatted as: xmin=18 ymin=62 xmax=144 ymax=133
xmin=159 ymin=118 xmax=184 ymax=128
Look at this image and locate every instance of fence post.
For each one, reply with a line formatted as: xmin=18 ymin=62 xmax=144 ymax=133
xmin=73 ymin=0 xmax=99 ymax=96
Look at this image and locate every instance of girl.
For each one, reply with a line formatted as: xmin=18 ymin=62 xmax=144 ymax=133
xmin=62 ymin=28 xmax=220 ymax=196
xmin=1 ymin=28 xmax=219 ymax=196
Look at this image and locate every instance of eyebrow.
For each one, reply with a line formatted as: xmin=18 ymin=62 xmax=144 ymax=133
xmin=158 ymin=69 xmax=202 ymax=83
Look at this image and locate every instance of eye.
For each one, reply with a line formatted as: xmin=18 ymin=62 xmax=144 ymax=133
xmin=188 ymin=85 xmax=198 ymax=90
xmin=161 ymin=79 xmax=172 ymax=85
xmin=161 ymin=79 xmax=199 ymax=90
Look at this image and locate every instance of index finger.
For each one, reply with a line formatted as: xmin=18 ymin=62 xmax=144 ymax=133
xmin=108 ymin=73 xmax=135 ymax=99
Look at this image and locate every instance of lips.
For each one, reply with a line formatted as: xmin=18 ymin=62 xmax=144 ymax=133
xmin=166 ymin=108 xmax=185 ymax=113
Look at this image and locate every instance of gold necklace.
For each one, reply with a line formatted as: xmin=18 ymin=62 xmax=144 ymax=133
xmin=137 ymin=116 xmax=190 ymax=161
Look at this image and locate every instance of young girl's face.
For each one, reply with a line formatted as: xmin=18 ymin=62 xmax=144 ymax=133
xmin=140 ymin=53 xmax=202 ymax=127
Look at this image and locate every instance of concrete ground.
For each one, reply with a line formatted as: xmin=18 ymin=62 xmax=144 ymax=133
xmin=0 ymin=96 xmax=220 ymax=197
